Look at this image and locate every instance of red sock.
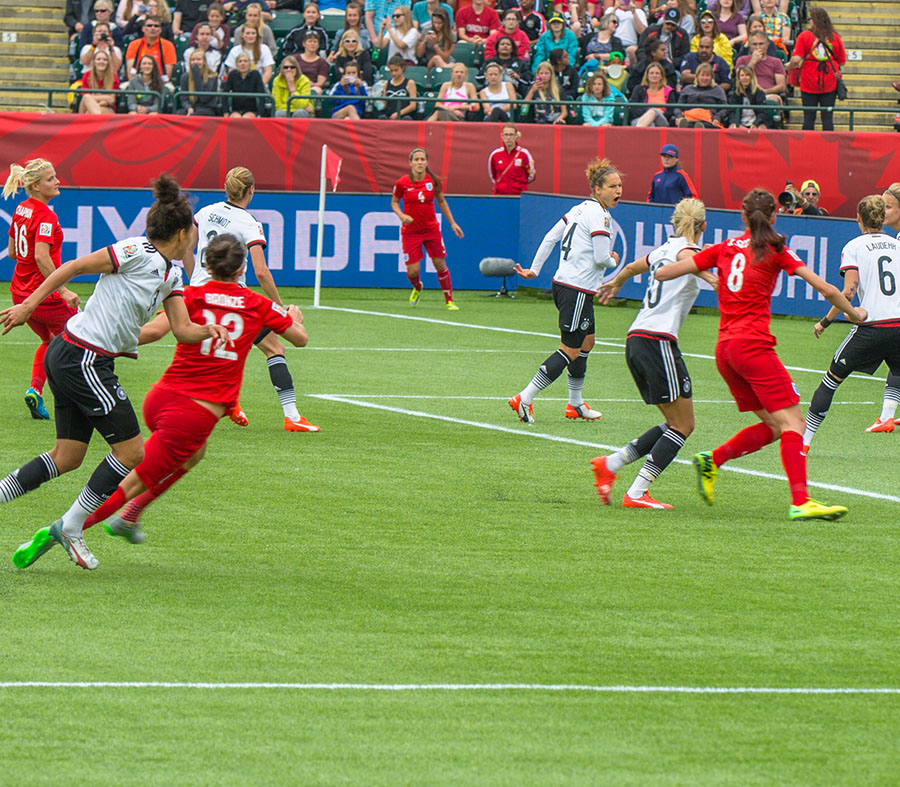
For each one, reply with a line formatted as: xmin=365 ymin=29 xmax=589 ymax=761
xmin=121 ymin=467 xmax=189 ymax=523
xmin=437 ymin=268 xmax=453 ymax=303
xmin=84 ymin=486 xmax=127 ymax=530
xmin=406 ymin=269 xmax=421 ymax=291
xmin=31 ymin=342 xmax=49 ymax=392
xmin=712 ymin=422 xmax=775 ymax=467
xmin=779 ymin=430 xmax=808 ymax=506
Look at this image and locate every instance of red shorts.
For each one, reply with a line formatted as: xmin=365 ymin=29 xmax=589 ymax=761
xmin=13 ymin=292 xmax=77 ymax=343
xmin=716 ymin=339 xmax=800 ymax=413
xmin=402 ymin=229 xmax=446 ymax=266
xmin=137 ymin=385 xmax=221 ymax=489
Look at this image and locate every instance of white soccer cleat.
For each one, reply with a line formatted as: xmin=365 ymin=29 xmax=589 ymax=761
xmin=49 ymin=519 xmax=98 ymax=570
xmin=565 ymin=402 xmax=602 ymax=420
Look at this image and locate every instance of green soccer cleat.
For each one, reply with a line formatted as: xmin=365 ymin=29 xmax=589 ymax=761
xmin=445 ymin=300 xmax=459 ymax=311
xmin=12 ymin=525 xmax=56 ymax=569
xmin=104 ymin=514 xmax=147 ymax=545
xmin=789 ymin=499 xmax=848 ymax=522
xmin=693 ymin=451 xmax=718 ymax=505
xmin=409 ymin=286 xmax=422 ymax=306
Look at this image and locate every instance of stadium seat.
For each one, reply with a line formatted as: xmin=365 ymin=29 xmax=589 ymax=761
xmin=453 ymin=41 xmax=476 ymax=66
xmin=378 ymin=64 xmax=429 ymax=89
xmin=269 ymin=11 xmax=301 ymax=37
xmin=321 ymin=13 xmax=346 ymax=38
xmin=430 ymin=65 xmax=479 ymax=86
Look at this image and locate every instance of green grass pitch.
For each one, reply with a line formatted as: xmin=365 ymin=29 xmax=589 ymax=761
xmin=1 ymin=285 xmax=899 ymax=784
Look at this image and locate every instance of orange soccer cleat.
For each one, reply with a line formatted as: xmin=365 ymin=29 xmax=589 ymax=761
xmin=284 ymin=415 xmax=321 ymax=433
xmin=565 ymin=402 xmax=602 ymax=420
xmin=227 ymin=402 xmax=249 ymax=427
xmin=622 ymin=492 xmax=673 ymax=509
xmin=865 ymin=418 xmax=895 ymax=433
xmin=590 ymin=456 xmax=617 ymax=505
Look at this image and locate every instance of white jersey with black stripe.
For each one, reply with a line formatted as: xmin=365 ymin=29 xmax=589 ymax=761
xmin=65 ymin=237 xmax=183 ymax=358
xmin=628 ymin=236 xmax=701 ymax=341
xmin=554 ymin=199 xmax=614 ymax=293
xmin=191 ymin=200 xmax=267 ymax=287
xmin=839 ymin=232 xmax=900 ymax=324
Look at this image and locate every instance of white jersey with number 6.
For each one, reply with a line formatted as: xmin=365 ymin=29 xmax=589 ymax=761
xmin=190 ymin=201 xmax=267 ymax=288
xmin=840 ymin=232 xmax=900 ymax=324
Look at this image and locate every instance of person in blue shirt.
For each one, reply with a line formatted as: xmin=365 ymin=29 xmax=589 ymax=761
xmin=329 ymin=59 xmax=368 ymax=119
xmin=647 ymin=144 xmax=698 ymax=204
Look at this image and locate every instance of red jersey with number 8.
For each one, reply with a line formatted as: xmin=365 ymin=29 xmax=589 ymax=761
xmin=154 ymin=281 xmax=294 ymax=405
xmin=693 ymin=232 xmax=804 ymax=344
xmin=7 ymin=198 xmax=65 ymax=300
xmin=393 ymin=174 xmax=440 ymax=235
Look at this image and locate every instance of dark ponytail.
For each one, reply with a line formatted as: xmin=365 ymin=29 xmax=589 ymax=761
xmin=146 ymin=173 xmax=193 ymax=243
xmin=742 ymin=188 xmax=785 ymax=262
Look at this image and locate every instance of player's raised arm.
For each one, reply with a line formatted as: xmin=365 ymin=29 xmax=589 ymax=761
xmin=794 ymin=265 xmax=866 ymax=325
xmin=654 ymin=253 xmax=700 ymax=282
xmin=517 ymin=217 xmax=566 ymax=279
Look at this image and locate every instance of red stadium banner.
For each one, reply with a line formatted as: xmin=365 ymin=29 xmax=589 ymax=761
xmin=2 ymin=113 xmax=898 ymax=217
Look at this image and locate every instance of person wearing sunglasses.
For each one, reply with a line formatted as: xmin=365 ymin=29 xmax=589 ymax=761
xmin=125 ymin=15 xmax=176 ymax=80
xmin=272 ymin=55 xmax=314 ymax=117
xmin=375 ymin=6 xmax=419 ymax=64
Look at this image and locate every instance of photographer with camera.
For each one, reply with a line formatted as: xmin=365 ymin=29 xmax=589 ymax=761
xmin=778 ymin=179 xmax=829 ymax=216
xmin=79 ymin=19 xmax=123 ymax=74
xmin=79 ymin=0 xmax=125 ymax=50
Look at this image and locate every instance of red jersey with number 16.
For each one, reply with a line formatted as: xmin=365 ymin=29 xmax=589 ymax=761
xmin=7 ymin=198 xmax=65 ymax=301
xmin=393 ymin=174 xmax=440 ymax=235
xmin=692 ymin=232 xmax=804 ymax=345
xmin=154 ymin=281 xmax=294 ymax=405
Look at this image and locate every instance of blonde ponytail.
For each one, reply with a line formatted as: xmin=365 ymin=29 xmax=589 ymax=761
xmin=3 ymin=159 xmax=53 ymax=200
xmin=224 ymin=166 xmax=254 ymax=202
xmin=672 ymin=198 xmax=706 ymax=245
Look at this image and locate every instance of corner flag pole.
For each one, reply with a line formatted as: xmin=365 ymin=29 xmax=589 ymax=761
xmin=313 ymin=144 xmax=327 ymax=308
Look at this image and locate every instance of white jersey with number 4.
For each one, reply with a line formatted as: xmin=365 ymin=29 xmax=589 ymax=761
xmin=65 ymin=237 xmax=183 ymax=358
xmin=840 ymin=232 xmax=900 ymax=324
xmin=191 ymin=201 xmax=267 ymax=287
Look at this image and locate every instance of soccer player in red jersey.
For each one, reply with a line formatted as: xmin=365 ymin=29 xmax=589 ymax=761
xmin=656 ymin=188 xmax=867 ymax=522
xmin=33 ymin=233 xmax=309 ymax=553
xmin=3 ymin=159 xmax=81 ymax=420
xmin=391 ymin=147 xmax=464 ymax=310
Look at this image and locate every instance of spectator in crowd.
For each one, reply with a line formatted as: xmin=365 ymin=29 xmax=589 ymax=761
xmin=484 ymin=9 xmax=532 ymax=61
xmin=532 ymin=13 xmax=578 ymax=64
xmin=122 ymin=0 xmax=174 ymax=39
xmin=691 ymin=9 xmax=733 ymax=69
xmin=627 ymin=39 xmax=676 ymax=93
xmin=334 ymin=30 xmax=374 ymax=84
xmin=271 ymin=55 xmax=314 ymax=117
xmin=522 ymin=60 xmax=568 ymax=124
xmin=232 ymin=3 xmax=277 ymax=52
xmin=125 ymin=54 xmax=164 ymax=114
xmin=79 ymin=0 xmax=125 ymax=49
xmin=328 ymin=60 xmax=368 ymax=119
xmin=787 ymin=7 xmax=845 ymax=132
xmin=184 ymin=23 xmax=223 ymax=71
xmin=456 ymin=0 xmax=500 ymax=45
xmin=223 ymin=51 xmax=267 ymax=116
xmin=80 ymin=21 xmax=123 ymax=74
xmin=628 ymin=61 xmax=676 ymax=126
xmin=606 ymin=0 xmax=647 ymax=64
xmin=681 ymin=34 xmax=730 ymax=91
xmin=714 ymin=0 xmax=746 ymax=47
xmin=375 ymin=5 xmax=419 ymax=64
xmin=580 ymin=71 xmax=625 ymax=126
xmin=177 ymin=48 xmax=221 ymax=115
xmin=416 ymin=7 xmax=455 ymax=71
xmin=751 ymin=0 xmax=789 ymax=11
xmin=78 ymin=49 xmax=119 ymax=113
xmin=283 ymin=2 xmax=328 ymax=56
xmin=296 ymin=30 xmax=329 ymax=93
xmin=676 ymin=62 xmax=728 ymax=127
xmin=580 ymin=13 xmax=624 ymax=70
xmin=427 ymin=61 xmax=478 ymax=121
xmin=734 ymin=14 xmax=777 ymax=59
xmin=125 ymin=15 xmax=176 ymax=80
xmin=519 ymin=0 xmax=546 ymax=42
xmin=329 ymin=2 xmax=370 ymax=55
xmin=480 ymin=34 xmax=532 ymax=95
xmin=479 ymin=61 xmax=516 ymax=122
xmin=488 ymin=122 xmax=535 ymax=195
xmin=366 ymin=0 xmax=409 ymax=49
xmin=173 ymin=0 xmax=209 ymax=37
xmin=65 ymin=0 xmax=90 ymax=37
xmin=412 ymin=0 xmax=454 ymax=33
xmin=758 ymin=0 xmax=791 ymax=49
xmin=549 ymin=48 xmax=579 ymax=103
xmin=725 ymin=64 xmax=770 ymax=128
xmin=798 ymin=179 xmax=829 ymax=215
xmin=735 ymin=30 xmax=785 ymax=104
xmin=224 ymin=25 xmax=275 ymax=85
xmin=706 ymin=0 xmax=752 ymax=15
xmin=379 ymin=54 xmax=419 ymax=119
xmin=647 ymin=0 xmax=697 ymax=36
xmin=192 ymin=1 xmax=228 ymax=49
xmin=648 ymin=144 xmax=697 ymax=203
xmin=639 ymin=7 xmax=689 ymax=67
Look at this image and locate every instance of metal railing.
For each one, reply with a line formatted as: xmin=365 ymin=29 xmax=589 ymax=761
xmin=173 ymin=90 xmax=275 ymax=114
xmin=0 ymin=85 xmax=164 ymax=111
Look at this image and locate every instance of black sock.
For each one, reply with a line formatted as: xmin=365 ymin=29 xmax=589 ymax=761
xmin=804 ymin=374 xmax=841 ymax=438
xmin=0 ymin=453 xmax=59 ymax=504
xmin=623 ymin=424 xmax=667 ymax=463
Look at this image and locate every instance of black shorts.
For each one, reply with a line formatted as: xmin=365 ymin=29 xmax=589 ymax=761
xmin=830 ymin=325 xmax=900 ymax=378
xmin=552 ymin=281 xmax=595 ymax=349
xmin=626 ymin=334 xmax=692 ymax=405
xmin=44 ymin=336 xmax=142 ymax=445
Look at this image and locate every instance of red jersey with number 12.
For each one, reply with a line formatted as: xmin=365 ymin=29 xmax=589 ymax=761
xmin=393 ymin=173 xmax=440 ymax=235
xmin=693 ymin=231 xmax=803 ymax=345
xmin=7 ymin=198 xmax=65 ymax=300
xmin=154 ymin=281 xmax=294 ymax=405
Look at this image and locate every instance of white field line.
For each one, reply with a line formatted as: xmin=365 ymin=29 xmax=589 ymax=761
xmin=311 ymin=395 xmax=876 ymax=406
xmin=310 ymin=395 xmax=900 ymax=504
xmin=315 ymin=305 xmax=889 ymax=382
xmin=1 ymin=681 xmax=900 ymax=694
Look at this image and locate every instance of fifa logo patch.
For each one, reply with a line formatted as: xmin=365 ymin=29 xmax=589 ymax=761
xmin=39 ymin=222 xmax=53 ymax=235
xmin=123 ymin=243 xmax=139 ymax=258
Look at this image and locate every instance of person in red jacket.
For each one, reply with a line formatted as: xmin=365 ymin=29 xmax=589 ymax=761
xmin=488 ymin=123 xmax=536 ymax=196
xmin=787 ymin=7 xmax=845 ymax=131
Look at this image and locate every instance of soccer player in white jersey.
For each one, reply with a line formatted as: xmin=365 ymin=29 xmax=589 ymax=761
xmin=803 ymin=194 xmax=899 ymax=450
xmin=509 ymin=158 xmax=622 ymax=424
xmin=0 ymin=175 xmax=228 ymax=571
xmin=591 ymin=199 xmax=717 ymax=508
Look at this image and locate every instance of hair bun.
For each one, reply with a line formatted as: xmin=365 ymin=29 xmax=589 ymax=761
xmin=152 ymin=173 xmax=181 ymax=204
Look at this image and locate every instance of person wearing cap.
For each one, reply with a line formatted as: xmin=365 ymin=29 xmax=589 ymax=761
xmin=532 ymin=11 xmax=579 ymax=64
xmin=781 ymin=180 xmax=828 ymax=216
xmin=79 ymin=0 xmax=125 ymax=49
xmin=637 ymin=7 xmax=689 ymax=67
xmin=648 ymin=145 xmax=698 ymax=205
